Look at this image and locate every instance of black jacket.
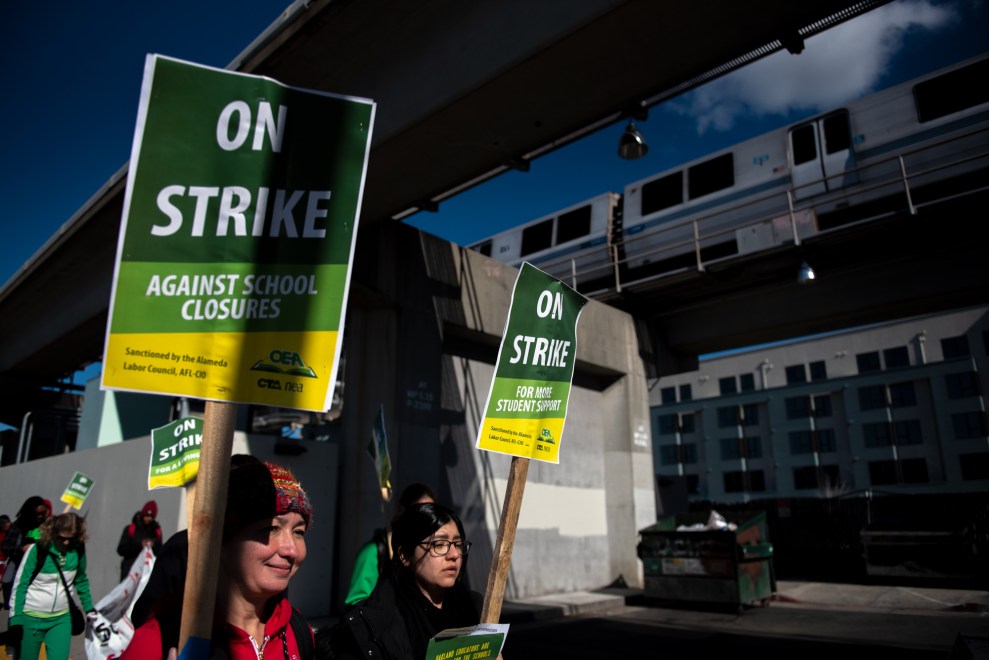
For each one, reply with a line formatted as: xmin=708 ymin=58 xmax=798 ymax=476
xmin=330 ymin=572 xmax=482 ymax=660
xmin=117 ymin=512 xmax=163 ymax=580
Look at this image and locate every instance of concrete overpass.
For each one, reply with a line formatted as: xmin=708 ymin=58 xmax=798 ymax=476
xmin=0 ymin=0 xmax=893 ymax=412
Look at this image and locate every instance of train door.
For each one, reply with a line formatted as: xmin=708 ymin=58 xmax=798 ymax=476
xmin=789 ymin=110 xmax=857 ymax=200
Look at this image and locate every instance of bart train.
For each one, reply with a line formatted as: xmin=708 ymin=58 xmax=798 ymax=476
xmin=468 ymin=54 xmax=989 ymax=293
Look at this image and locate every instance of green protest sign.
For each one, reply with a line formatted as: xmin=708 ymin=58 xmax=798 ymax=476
xmin=475 ymin=263 xmax=588 ymax=464
xmin=60 ymin=472 xmax=95 ymax=510
xmin=149 ymin=416 xmax=204 ymax=489
xmin=425 ymin=624 xmax=508 ymax=660
xmin=102 ymin=55 xmax=375 ymax=411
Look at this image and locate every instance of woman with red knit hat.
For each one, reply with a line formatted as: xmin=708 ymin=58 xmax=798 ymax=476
xmin=116 ymin=499 xmax=163 ymax=581
xmin=122 ymin=460 xmax=315 ymax=659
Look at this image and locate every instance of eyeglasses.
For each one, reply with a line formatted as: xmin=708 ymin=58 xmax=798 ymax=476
xmin=419 ymin=540 xmax=471 ymax=557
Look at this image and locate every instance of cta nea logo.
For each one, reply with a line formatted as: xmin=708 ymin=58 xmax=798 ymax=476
xmin=252 ymin=349 xmax=316 ymax=393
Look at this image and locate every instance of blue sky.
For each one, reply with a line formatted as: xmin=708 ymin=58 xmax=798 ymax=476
xmin=1 ymin=1 xmax=987 ymax=290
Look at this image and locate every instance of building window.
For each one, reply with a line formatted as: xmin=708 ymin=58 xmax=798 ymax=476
xmin=741 ymin=403 xmax=760 ymax=426
xmin=793 ymin=466 xmax=819 ymax=489
xmin=657 ymin=414 xmax=678 ymax=435
xmin=952 ymin=412 xmax=987 ymax=440
xmin=901 ymin=458 xmax=929 ymax=484
xmin=685 ymin=474 xmax=700 ymax=494
xmin=723 ymin=470 xmax=766 ymax=493
xmin=719 ymin=376 xmax=738 ymax=395
xmin=679 ymin=384 xmax=693 ymax=402
xmin=863 ymin=422 xmax=892 ymax=448
xmin=883 ymin=346 xmax=910 ymax=369
xmin=785 ymin=396 xmax=811 ymax=419
xmin=724 ymin=471 xmax=744 ymax=492
xmin=720 ymin=437 xmax=741 ymax=461
xmin=960 ymin=453 xmax=989 ymax=480
xmin=856 ymin=351 xmax=881 ymax=373
xmin=661 ymin=387 xmax=676 ymax=404
xmin=659 ymin=443 xmax=697 ymax=466
xmin=809 ymin=360 xmax=828 ymax=381
xmin=858 ymin=385 xmax=887 ymax=410
xmin=681 ymin=413 xmax=697 ymax=434
xmin=945 ymin=372 xmax=980 ymax=400
xmin=888 ymin=382 xmax=917 ymax=408
xmin=795 ymin=464 xmax=841 ymax=490
xmin=785 ymin=364 xmax=807 ymax=384
xmin=941 ymin=335 xmax=971 ymax=359
xmin=789 ymin=430 xmax=814 ymax=454
xmin=816 ymin=429 xmax=837 ymax=453
xmin=722 ymin=436 xmax=764 ymax=460
xmin=740 ymin=373 xmax=756 ymax=392
xmin=868 ymin=460 xmax=898 ymax=485
xmin=894 ymin=420 xmax=923 ymax=446
xmin=813 ymin=394 xmax=833 ymax=418
xmin=717 ymin=406 xmax=739 ymax=428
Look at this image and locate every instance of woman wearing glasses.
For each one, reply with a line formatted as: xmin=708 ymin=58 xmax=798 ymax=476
xmin=8 ymin=512 xmax=94 ymax=660
xmin=328 ymin=502 xmax=487 ymax=660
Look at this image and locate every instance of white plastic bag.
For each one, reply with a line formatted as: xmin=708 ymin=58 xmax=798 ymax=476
xmin=84 ymin=547 xmax=155 ymax=659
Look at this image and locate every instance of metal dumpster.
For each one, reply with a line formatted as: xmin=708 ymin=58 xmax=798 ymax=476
xmin=637 ymin=510 xmax=776 ymax=607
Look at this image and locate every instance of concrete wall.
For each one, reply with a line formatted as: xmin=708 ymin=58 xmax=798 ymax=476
xmin=334 ymin=224 xmax=655 ymax=602
xmin=0 ymin=433 xmax=338 ymax=618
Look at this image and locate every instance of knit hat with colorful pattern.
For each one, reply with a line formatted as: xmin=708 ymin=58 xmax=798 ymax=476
xmin=224 ymin=461 xmax=312 ymax=540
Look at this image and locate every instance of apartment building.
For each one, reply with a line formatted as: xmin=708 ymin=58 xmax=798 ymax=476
xmin=651 ymin=306 xmax=989 ymax=503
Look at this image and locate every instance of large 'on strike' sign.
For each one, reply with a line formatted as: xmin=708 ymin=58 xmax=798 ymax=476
xmin=102 ymin=55 xmax=375 ymax=412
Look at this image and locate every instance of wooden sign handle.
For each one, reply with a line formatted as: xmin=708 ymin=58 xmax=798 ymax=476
xmin=178 ymin=400 xmax=236 ymax=655
xmin=481 ymin=456 xmax=530 ymax=623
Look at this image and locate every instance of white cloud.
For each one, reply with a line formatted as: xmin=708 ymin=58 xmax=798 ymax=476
xmin=671 ymin=0 xmax=958 ymax=133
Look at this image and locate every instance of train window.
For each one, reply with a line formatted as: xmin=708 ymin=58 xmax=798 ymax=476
xmin=520 ymin=218 xmax=554 ymax=256
xmin=641 ymin=171 xmax=683 ymax=215
xmin=688 ymin=153 xmax=734 ymax=200
xmin=473 ymin=240 xmax=492 ymax=257
xmin=914 ymin=58 xmax=989 ymax=123
xmin=555 ymin=204 xmax=592 ymax=244
xmin=822 ymin=112 xmax=851 ymax=154
xmin=791 ymin=124 xmax=817 ymax=165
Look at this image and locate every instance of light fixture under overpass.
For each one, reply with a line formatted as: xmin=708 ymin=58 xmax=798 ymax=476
xmin=618 ymin=119 xmax=649 ymax=160
xmin=798 ymin=261 xmax=816 ymax=284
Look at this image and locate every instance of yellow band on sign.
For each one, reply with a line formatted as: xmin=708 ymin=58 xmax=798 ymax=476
xmin=60 ymin=493 xmax=84 ymax=510
xmin=476 ymin=417 xmax=565 ymax=463
xmin=104 ymin=330 xmax=338 ymax=410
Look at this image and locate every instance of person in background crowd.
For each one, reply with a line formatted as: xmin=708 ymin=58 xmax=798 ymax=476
xmin=8 ymin=512 xmax=95 ymax=660
xmin=122 ymin=460 xmax=315 ymax=659
xmin=2 ymin=496 xmax=49 ymax=610
xmin=0 ymin=514 xmax=10 ymax=609
xmin=329 ymin=502 xmax=491 ymax=660
xmin=343 ymin=482 xmax=437 ymax=608
xmin=116 ymin=500 xmax=163 ymax=581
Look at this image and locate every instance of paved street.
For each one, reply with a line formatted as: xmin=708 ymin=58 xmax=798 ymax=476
xmin=3 ymin=579 xmax=988 ymax=658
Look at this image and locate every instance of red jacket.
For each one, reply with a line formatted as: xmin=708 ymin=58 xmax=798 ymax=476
xmin=122 ymin=596 xmax=311 ymax=660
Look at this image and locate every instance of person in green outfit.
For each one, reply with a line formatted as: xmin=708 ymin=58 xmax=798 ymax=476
xmin=343 ymin=482 xmax=436 ymax=607
xmin=8 ymin=512 xmax=95 ymax=660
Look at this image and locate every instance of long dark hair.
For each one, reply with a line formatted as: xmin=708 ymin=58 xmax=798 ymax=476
xmin=390 ymin=502 xmax=467 ymax=575
xmin=14 ymin=496 xmax=47 ymax=532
